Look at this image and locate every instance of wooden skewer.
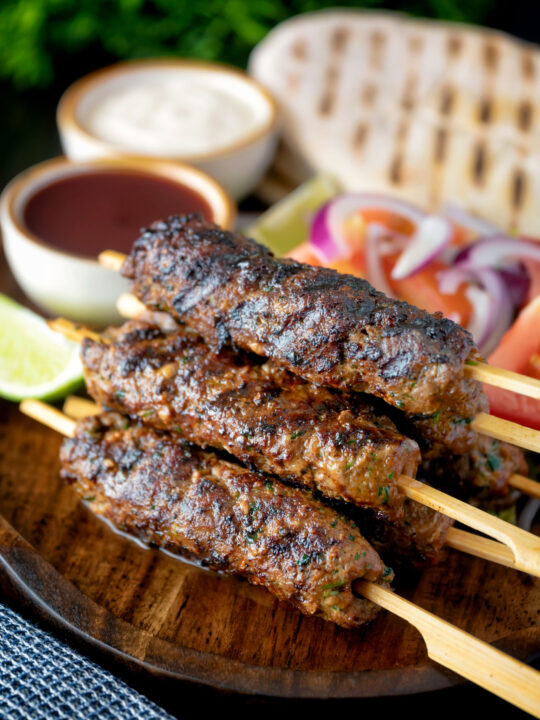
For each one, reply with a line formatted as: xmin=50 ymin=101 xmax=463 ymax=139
xmin=472 ymin=412 xmax=540 ymax=454
xmin=355 ymin=580 xmax=540 ymax=718
xmin=444 ymin=528 xmax=515 ymax=569
xmin=51 ymin=316 xmax=540 ymax=578
xmin=63 ymin=395 xmax=102 ymax=418
xmin=47 ymin=318 xmax=110 ymax=345
xmin=99 ymin=249 xmax=540 ymax=403
xmin=59 ymin=394 xmax=526 ymax=571
xmin=21 ymin=399 xmax=77 ymax=437
xmin=508 ymin=473 xmax=540 ymax=500
xmin=99 ymin=250 xmax=125 ymax=271
xmin=465 ymin=361 xmax=540 ymax=400
xmin=397 ymin=475 xmax=540 ymax=577
xmin=17 ymin=398 xmax=540 ymax=717
xmin=116 ymin=292 xmax=146 ymax=319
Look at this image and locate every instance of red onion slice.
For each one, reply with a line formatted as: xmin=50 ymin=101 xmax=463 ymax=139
xmin=454 ymin=235 xmax=540 ymax=268
xmin=438 ymin=265 xmax=513 ymax=354
xmin=465 ymin=285 xmax=492 ymax=349
xmin=326 ymin=194 xmax=425 ymax=249
xmin=365 ymin=224 xmax=395 ymax=297
xmin=437 ymin=266 xmax=469 ymax=295
xmin=468 ymin=269 xmax=514 ymax=355
xmin=309 ymin=202 xmax=343 ymax=262
xmin=498 ymin=264 xmax=531 ymax=307
xmin=310 ymin=193 xmax=426 ymax=262
xmin=391 ymin=215 xmax=452 ymax=280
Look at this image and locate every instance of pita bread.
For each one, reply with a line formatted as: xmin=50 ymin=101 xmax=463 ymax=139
xmin=249 ymin=10 xmax=540 ymax=235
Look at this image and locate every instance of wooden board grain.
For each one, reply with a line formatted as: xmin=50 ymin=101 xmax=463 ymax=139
xmin=0 ymin=399 xmax=539 ymax=698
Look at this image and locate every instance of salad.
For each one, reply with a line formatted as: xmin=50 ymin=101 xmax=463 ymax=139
xmin=283 ymin=194 xmax=540 ymax=431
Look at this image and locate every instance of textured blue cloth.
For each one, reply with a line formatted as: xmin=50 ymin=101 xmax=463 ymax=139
xmin=0 ymin=601 xmax=173 ymax=720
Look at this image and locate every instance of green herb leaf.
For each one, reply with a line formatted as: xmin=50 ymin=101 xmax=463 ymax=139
xmin=377 ymin=485 xmax=390 ymax=505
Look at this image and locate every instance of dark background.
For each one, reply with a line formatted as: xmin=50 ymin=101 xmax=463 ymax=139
xmin=1 ymin=1 xmax=539 ymax=717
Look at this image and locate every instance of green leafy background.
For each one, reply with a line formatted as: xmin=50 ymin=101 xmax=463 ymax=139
xmin=0 ymin=0 xmax=506 ymax=89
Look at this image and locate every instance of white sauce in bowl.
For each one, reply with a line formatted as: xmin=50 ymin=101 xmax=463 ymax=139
xmin=82 ymin=70 xmax=265 ymax=157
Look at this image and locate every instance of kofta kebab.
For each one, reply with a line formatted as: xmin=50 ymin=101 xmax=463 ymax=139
xmin=52 ymin=213 xmax=540 ymax=568
xmin=20 ymin=214 xmax=540 ymax=711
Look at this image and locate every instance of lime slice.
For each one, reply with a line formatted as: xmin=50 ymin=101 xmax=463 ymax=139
xmin=246 ymin=174 xmax=341 ymax=256
xmin=0 ymin=294 xmax=83 ymax=401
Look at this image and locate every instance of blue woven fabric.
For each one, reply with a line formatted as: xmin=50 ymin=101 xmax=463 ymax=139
xmin=0 ymin=601 xmax=173 ymax=720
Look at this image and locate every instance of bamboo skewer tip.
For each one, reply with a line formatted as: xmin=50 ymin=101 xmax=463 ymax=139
xmin=98 ymin=250 xmax=126 ymax=271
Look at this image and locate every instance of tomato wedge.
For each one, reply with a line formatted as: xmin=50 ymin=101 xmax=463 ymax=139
xmin=486 ymin=296 xmax=540 ymax=430
xmin=385 ymin=255 xmax=472 ymax=327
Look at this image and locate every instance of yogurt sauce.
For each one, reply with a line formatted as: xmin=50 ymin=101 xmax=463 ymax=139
xmin=84 ymin=77 xmax=261 ymax=156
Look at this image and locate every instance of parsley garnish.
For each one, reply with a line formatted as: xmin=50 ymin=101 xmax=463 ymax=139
xmin=378 ymin=485 xmax=390 ymax=505
xmin=322 ymin=580 xmax=345 ymax=590
xmin=454 ymin=416 xmax=474 ymax=425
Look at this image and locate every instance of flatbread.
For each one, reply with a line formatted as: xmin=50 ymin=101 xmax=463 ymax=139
xmin=249 ymin=10 xmax=540 ymax=235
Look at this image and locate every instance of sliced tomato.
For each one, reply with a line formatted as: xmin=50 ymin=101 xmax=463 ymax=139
xmin=286 ymin=242 xmax=322 ymax=265
xmin=385 ymin=255 xmax=472 ymax=327
xmin=357 ymin=208 xmax=416 ymax=236
xmin=486 ymin=296 xmax=540 ymax=430
xmin=524 ymin=258 xmax=540 ymax=304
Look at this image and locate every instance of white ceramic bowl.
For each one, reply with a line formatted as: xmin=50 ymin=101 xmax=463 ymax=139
xmin=57 ymin=59 xmax=279 ymax=200
xmin=0 ymin=155 xmax=235 ymax=325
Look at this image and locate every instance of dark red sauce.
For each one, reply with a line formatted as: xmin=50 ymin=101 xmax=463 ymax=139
xmin=23 ymin=170 xmax=213 ymax=257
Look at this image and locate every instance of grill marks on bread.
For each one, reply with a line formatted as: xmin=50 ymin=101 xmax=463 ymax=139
xmin=249 ymin=11 xmax=540 ymax=234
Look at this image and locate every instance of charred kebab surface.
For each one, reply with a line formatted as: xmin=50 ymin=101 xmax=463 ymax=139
xmin=121 ymin=213 xmax=488 ymax=455
xmin=120 ymin=215 xmax=526 ymax=496
xmin=59 ymin=412 xmax=390 ymax=628
xmin=81 ymin=318 xmax=454 ymax=566
xmin=82 ymin=319 xmax=420 ymax=520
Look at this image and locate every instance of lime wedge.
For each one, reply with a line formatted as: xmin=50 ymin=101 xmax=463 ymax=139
xmin=246 ymin=174 xmax=341 ymax=256
xmin=0 ymin=294 xmax=83 ymax=401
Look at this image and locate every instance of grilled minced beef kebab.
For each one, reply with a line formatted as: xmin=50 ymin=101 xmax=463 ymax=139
xmin=59 ymin=412 xmax=391 ymax=629
xmin=347 ymin=500 xmax=453 ymax=569
xmin=121 ymin=214 xmax=488 ymax=456
xmin=120 ymin=216 xmax=527 ymax=496
xmin=421 ymin=437 xmax=526 ymax=507
xmin=82 ymin=318 xmax=454 ymax=566
xmin=82 ymin=319 xmax=419 ymax=520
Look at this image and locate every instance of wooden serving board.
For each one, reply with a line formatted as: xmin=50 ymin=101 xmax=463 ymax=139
xmin=0 ymin=399 xmax=539 ymax=698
